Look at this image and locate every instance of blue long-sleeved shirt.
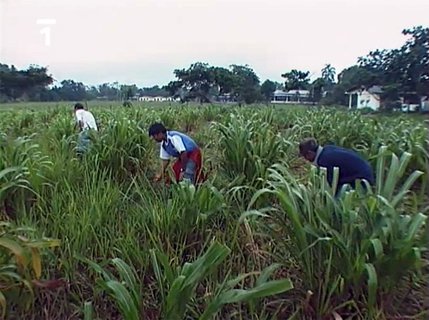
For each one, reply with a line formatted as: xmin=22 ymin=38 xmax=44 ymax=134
xmin=315 ymin=145 xmax=374 ymax=188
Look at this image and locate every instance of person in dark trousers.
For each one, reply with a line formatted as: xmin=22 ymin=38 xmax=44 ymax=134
xmin=148 ymin=123 xmax=206 ymax=185
xmin=299 ymin=138 xmax=374 ymax=194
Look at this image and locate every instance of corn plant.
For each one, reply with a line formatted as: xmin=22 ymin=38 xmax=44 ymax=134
xmin=0 ymin=222 xmax=60 ymax=318
xmin=214 ymin=112 xmax=284 ymax=190
xmin=199 ymin=263 xmax=293 ymax=320
xmin=151 ymin=241 xmax=294 ymax=320
xmin=87 ymin=116 xmax=151 ymax=181
xmin=0 ymin=103 xmax=427 ymax=319
xmin=0 ymin=134 xmax=52 ymax=218
xmin=130 ymin=179 xmax=227 ymax=258
xmin=79 ymin=256 xmax=142 ymax=320
xmin=249 ymin=147 xmax=427 ymax=318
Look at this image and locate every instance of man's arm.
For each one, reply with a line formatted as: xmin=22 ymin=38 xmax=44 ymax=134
xmin=156 ymin=145 xmax=171 ymax=181
xmin=160 ymin=159 xmax=170 ymax=176
xmin=317 ymin=155 xmax=336 ymax=186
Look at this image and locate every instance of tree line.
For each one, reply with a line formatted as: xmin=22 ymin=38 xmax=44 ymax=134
xmin=0 ymin=70 xmax=169 ymax=103
xmin=0 ymin=26 xmax=427 ymax=109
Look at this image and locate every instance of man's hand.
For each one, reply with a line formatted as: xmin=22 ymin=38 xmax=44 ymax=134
xmin=179 ymin=170 xmax=184 ymax=181
xmin=153 ymin=174 xmax=162 ymax=182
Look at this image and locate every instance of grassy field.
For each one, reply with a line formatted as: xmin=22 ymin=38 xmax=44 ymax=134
xmin=0 ymin=102 xmax=428 ymax=319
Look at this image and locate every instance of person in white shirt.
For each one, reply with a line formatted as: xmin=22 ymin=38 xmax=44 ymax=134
xmin=74 ymin=103 xmax=98 ymax=156
xmin=74 ymin=103 xmax=98 ymax=132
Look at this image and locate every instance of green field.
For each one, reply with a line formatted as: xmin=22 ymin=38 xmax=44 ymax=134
xmin=0 ymin=102 xmax=428 ymax=319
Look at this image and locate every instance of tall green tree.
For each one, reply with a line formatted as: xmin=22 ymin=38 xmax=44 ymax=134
xmin=321 ymin=64 xmax=336 ymax=84
xmin=213 ymin=67 xmax=235 ymax=95
xmin=0 ymin=64 xmax=53 ymax=101
xmin=358 ymin=26 xmax=429 ymax=104
xmin=139 ymin=85 xmax=169 ymax=97
xmin=260 ymin=79 xmax=277 ymax=102
xmin=311 ymin=78 xmax=326 ymax=103
xmin=281 ymin=69 xmax=310 ymax=90
xmin=166 ymin=62 xmax=216 ymax=103
xmin=52 ymin=80 xmax=87 ymax=101
xmin=120 ymin=84 xmax=138 ymax=100
xmin=322 ymin=66 xmax=380 ymax=105
xmin=98 ymin=83 xmax=120 ymax=100
xmin=230 ymin=64 xmax=261 ymax=104
xmin=85 ymin=86 xmax=99 ymax=100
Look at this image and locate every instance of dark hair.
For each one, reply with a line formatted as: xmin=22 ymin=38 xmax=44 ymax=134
xmin=148 ymin=123 xmax=167 ymax=136
xmin=299 ymin=138 xmax=319 ymax=156
xmin=74 ymin=103 xmax=84 ymax=110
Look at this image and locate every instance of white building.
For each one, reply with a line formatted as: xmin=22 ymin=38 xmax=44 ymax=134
xmin=271 ymin=89 xmax=311 ymax=104
xmin=346 ymin=85 xmax=383 ymax=111
xmin=138 ymin=96 xmax=176 ymax=102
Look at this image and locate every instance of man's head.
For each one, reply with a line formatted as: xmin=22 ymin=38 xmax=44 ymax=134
xmin=74 ymin=103 xmax=84 ymax=112
xmin=148 ymin=123 xmax=167 ymax=142
xmin=299 ymin=138 xmax=319 ymax=162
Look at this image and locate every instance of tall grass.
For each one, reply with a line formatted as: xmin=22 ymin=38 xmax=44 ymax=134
xmin=0 ymin=103 xmax=427 ymax=319
xmin=249 ymin=147 xmax=427 ymax=318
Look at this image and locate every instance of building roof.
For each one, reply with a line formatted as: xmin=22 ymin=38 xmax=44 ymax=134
xmin=287 ymin=89 xmax=310 ymax=95
xmin=367 ymin=85 xmax=383 ymax=94
xmin=273 ymin=90 xmax=287 ymax=96
xmin=346 ymin=85 xmax=383 ymax=95
xmin=273 ymin=89 xmax=310 ymax=96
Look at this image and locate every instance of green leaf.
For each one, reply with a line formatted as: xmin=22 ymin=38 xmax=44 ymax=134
xmin=111 ymin=258 xmax=141 ymax=310
xmin=365 ymin=263 xmax=378 ymax=312
xmin=256 ymin=263 xmax=282 ymax=287
xmin=76 ymin=255 xmax=113 ymax=281
xmin=0 ymin=237 xmax=28 ymax=269
xmin=30 ymin=247 xmax=42 ymax=279
xmin=369 ymin=239 xmax=383 ymax=260
xmin=83 ymin=301 xmax=93 ymax=320
xmin=200 ymin=279 xmax=293 ymax=320
xmin=0 ymin=291 xmax=7 ymax=319
xmin=165 ymin=275 xmax=186 ymax=320
xmin=25 ymin=239 xmax=61 ymax=248
xmin=103 ymin=280 xmax=140 ymax=320
xmin=180 ymin=242 xmax=230 ymax=287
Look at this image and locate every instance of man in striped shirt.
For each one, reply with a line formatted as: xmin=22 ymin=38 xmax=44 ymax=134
xmin=149 ymin=123 xmax=205 ymax=185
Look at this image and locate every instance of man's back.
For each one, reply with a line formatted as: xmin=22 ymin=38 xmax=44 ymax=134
xmin=75 ymin=110 xmax=98 ymax=131
xmin=317 ymin=145 xmax=374 ymax=187
xmin=167 ymin=131 xmax=198 ymax=151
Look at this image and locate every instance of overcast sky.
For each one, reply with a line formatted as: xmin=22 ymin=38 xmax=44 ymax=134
xmin=0 ymin=0 xmax=428 ymax=87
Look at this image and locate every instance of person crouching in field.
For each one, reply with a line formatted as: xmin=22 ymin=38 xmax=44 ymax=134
xmin=149 ymin=123 xmax=205 ymax=185
xmin=74 ymin=103 xmax=98 ymax=157
xmin=299 ymin=138 xmax=374 ymax=195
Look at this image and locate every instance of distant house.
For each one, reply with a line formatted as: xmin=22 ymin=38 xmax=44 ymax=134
xmin=346 ymin=85 xmax=383 ymax=111
xmin=271 ymin=89 xmax=311 ymax=104
xmin=399 ymin=93 xmax=428 ymax=112
xmin=138 ymin=96 xmax=176 ymax=102
xmin=217 ymin=93 xmax=236 ymax=103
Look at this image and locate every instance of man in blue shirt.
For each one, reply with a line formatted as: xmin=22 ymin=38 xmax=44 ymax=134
xmin=149 ymin=123 xmax=205 ymax=185
xmin=299 ymin=138 xmax=374 ymax=193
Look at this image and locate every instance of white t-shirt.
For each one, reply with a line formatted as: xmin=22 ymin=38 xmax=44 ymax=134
xmin=75 ymin=109 xmax=98 ymax=131
xmin=160 ymin=133 xmax=186 ymax=160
